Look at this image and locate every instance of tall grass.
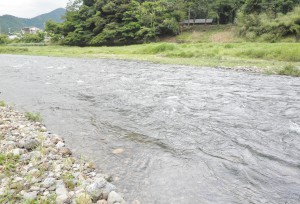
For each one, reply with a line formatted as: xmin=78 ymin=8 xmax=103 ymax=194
xmin=0 ymin=47 xmax=29 ymax=53
xmin=277 ymin=65 xmax=300 ymax=77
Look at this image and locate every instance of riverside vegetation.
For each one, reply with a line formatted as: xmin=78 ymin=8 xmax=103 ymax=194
xmin=0 ymin=40 xmax=299 ymax=76
xmin=0 ymin=0 xmax=299 ymax=76
xmin=0 ymin=103 xmax=126 ymax=204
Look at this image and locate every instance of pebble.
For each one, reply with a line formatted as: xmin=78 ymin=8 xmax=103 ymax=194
xmin=87 ymin=177 xmax=107 ymax=201
xmin=112 ymin=148 xmax=124 ymax=154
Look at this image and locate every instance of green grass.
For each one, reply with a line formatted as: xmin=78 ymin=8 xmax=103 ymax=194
xmin=25 ymin=112 xmax=42 ymax=122
xmin=0 ymin=41 xmax=299 ymax=76
xmin=0 ymin=101 xmax=5 ymax=107
xmin=0 ymin=153 xmax=20 ymax=176
xmin=62 ymin=172 xmax=76 ymax=190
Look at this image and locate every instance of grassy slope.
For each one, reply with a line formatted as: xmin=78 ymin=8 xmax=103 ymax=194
xmin=0 ymin=25 xmax=299 ymax=76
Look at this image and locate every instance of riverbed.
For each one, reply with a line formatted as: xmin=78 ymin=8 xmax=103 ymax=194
xmin=0 ymin=55 xmax=300 ymax=204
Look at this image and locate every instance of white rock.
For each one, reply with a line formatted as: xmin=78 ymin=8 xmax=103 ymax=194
xmin=43 ymin=191 xmax=50 ymax=196
xmin=56 ymin=141 xmax=65 ymax=148
xmin=56 ymin=182 xmax=69 ymax=197
xmin=107 ymin=191 xmax=125 ymax=204
xmin=11 ymin=148 xmax=22 ymax=156
xmin=42 ymin=177 xmax=56 ymax=188
xmin=56 ymin=194 xmax=70 ymax=204
xmin=14 ymin=177 xmax=23 ymax=182
xmin=30 ymin=186 xmax=40 ymax=191
xmin=23 ymin=191 xmax=38 ymax=200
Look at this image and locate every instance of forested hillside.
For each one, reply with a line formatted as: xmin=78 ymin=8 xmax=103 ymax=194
xmin=0 ymin=8 xmax=65 ymax=33
xmin=41 ymin=0 xmax=299 ymax=46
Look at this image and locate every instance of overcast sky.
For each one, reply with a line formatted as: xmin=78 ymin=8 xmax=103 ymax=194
xmin=0 ymin=0 xmax=69 ymax=18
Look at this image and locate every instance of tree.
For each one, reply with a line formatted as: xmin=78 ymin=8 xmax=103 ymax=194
xmin=47 ymin=0 xmax=185 ymax=46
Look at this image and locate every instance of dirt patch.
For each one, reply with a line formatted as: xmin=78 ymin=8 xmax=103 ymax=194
xmin=211 ymin=31 xmax=235 ymax=42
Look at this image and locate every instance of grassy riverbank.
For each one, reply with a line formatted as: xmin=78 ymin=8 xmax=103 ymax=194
xmin=0 ymin=42 xmax=300 ymax=76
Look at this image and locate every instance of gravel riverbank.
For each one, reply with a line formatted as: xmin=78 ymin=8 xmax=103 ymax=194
xmin=0 ymin=105 xmax=126 ymax=204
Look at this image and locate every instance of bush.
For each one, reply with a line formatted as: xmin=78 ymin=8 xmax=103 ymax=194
xmin=245 ymin=32 xmax=257 ymax=41
xmin=238 ymin=7 xmax=300 ymax=42
xmin=18 ymin=33 xmax=45 ymax=43
xmin=0 ymin=34 xmax=8 ymax=44
xmin=260 ymin=33 xmax=279 ymax=43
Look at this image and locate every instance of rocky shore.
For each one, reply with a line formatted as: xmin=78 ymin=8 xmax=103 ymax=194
xmin=0 ymin=105 xmax=126 ymax=204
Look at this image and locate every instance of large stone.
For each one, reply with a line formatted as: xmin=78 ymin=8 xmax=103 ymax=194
xmin=42 ymin=177 xmax=56 ymax=188
xmin=102 ymin=183 xmax=117 ymax=200
xmin=56 ymin=182 xmax=70 ymax=204
xmin=24 ymin=139 xmax=40 ymax=151
xmin=75 ymin=193 xmax=93 ymax=204
xmin=23 ymin=191 xmax=38 ymax=200
xmin=56 ymin=141 xmax=65 ymax=148
xmin=11 ymin=148 xmax=23 ymax=156
xmin=50 ymin=135 xmax=64 ymax=144
xmin=56 ymin=194 xmax=70 ymax=204
xmin=58 ymin=147 xmax=72 ymax=156
xmin=97 ymin=200 xmax=108 ymax=204
xmin=86 ymin=178 xmax=107 ymax=201
xmin=107 ymin=191 xmax=125 ymax=204
xmin=20 ymin=153 xmax=32 ymax=162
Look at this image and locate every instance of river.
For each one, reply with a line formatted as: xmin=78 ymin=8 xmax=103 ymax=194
xmin=0 ymin=55 xmax=300 ymax=204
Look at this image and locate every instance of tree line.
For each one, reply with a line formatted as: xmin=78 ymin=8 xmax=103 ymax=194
xmin=42 ymin=0 xmax=300 ymax=45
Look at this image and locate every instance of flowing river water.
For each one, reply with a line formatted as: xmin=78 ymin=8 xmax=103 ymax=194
xmin=0 ymin=55 xmax=300 ymax=204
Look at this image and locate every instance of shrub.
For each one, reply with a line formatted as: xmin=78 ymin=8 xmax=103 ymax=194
xmin=0 ymin=34 xmax=8 ymax=44
xmin=238 ymin=7 xmax=300 ymax=42
xmin=260 ymin=33 xmax=279 ymax=43
xmin=18 ymin=33 xmax=45 ymax=43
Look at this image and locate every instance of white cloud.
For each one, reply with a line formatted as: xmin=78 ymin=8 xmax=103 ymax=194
xmin=0 ymin=0 xmax=69 ymax=18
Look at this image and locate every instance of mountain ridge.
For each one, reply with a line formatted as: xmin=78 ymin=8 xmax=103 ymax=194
xmin=0 ymin=8 xmax=66 ymax=34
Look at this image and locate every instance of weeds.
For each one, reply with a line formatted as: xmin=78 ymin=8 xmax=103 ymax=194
xmin=23 ymin=194 xmax=57 ymax=204
xmin=277 ymin=65 xmax=300 ymax=77
xmin=0 ymin=153 xmax=20 ymax=176
xmin=0 ymin=189 xmax=22 ymax=203
xmin=25 ymin=112 xmax=42 ymax=122
xmin=62 ymin=172 xmax=76 ymax=190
